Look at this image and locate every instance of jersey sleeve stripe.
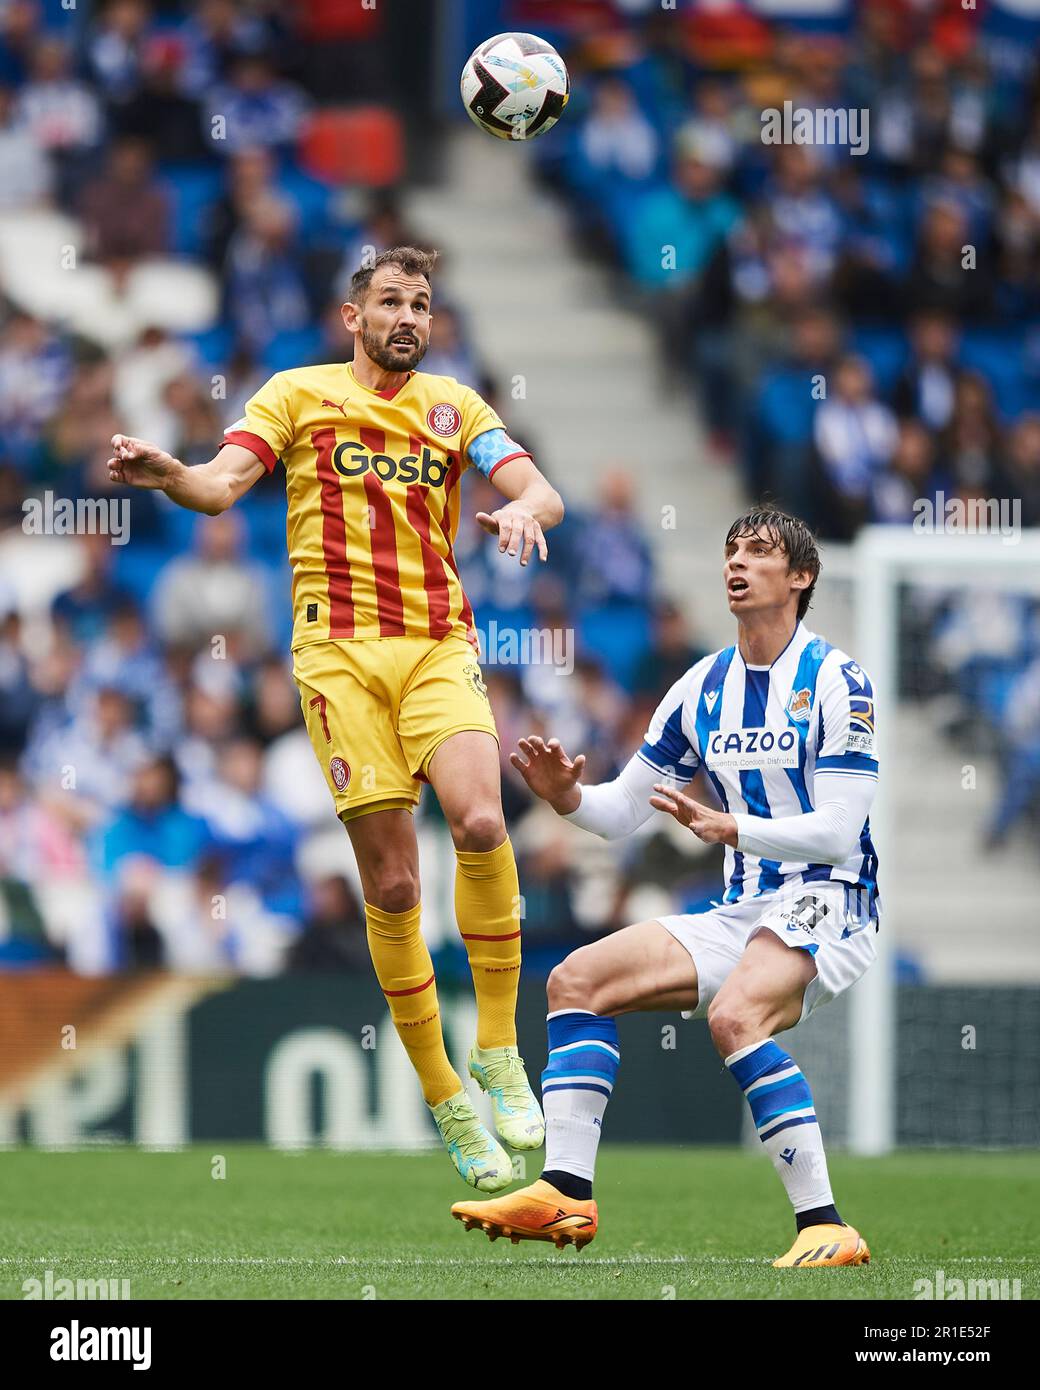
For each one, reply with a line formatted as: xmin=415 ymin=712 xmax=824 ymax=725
xmin=312 ymin=426 xmax=355 ymax=638
xmin=636 ymin=745 xmax=698 ymax=777
xmin=487 ymin=450 xmax=532 ymax=479
xmin=222 ymin=429 xmax=279 ymax=473
xmin=816 ymin=753 xmax=879 ymax=774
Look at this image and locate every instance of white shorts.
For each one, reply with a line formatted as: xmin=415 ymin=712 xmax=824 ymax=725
xmin=658 ymin=880 xmax=878 ymax=1026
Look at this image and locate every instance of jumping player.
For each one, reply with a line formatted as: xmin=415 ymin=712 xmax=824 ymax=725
xmin=108 ymin=247 xmax=563 ymax=1191
xmin=452 ymin=509 xmax=879 ymax=1265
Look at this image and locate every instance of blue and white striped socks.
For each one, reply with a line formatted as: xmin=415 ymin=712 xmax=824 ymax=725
xmin=540 ymin=1009 xmax=620 ymax=1186
xmin=726 ymin=1038 xmax=837 ymax=1220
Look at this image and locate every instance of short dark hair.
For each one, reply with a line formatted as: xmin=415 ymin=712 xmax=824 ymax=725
xmin=725 ymin=507 xmax=821 ymax=621
xmin=349 ymin=246 xmax=437 ymax=306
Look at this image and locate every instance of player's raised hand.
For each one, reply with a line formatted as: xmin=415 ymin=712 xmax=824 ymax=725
xmin=649 ymin=784 xmax=739 ymax=847
xmin=510 ymin=736 xmax=585 ymax=814
xmin=475 ymin=502 xmax=548 ymax=566
xmin=107 ymin=435 xmax=178 ymax=491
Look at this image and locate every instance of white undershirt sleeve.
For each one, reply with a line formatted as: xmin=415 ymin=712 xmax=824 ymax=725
xmin=731 ymin=769 xmax=876 ymax=866
xmin=563 ymin=753 xmax=672 ymax=840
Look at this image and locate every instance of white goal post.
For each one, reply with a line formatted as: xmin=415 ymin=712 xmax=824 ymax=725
xmin=849 ymin=526 xmax=1040 ymax=1155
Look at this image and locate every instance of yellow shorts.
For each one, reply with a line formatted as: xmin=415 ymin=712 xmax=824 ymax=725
xmin=292 ymin=635 xmax=499 ymax=820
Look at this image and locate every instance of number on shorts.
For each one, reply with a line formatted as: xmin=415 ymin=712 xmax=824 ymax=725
xmin=309 ymin=693 xmax=331 ymax=743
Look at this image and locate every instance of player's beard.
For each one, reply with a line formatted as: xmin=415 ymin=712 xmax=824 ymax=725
xmin=360 ymin=319 xmax=428 ymax=373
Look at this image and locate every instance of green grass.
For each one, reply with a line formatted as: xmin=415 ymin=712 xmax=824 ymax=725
xmin=1 ymin=1146 xmax=1037 ymax=1300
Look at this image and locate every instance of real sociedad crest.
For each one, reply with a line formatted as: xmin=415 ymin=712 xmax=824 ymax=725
xmin=787 ymin=687 xmax=812 ymax=722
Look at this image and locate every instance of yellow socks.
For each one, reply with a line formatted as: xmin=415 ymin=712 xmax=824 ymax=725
xmin=455 ymin=838 xmax=522 ymax=1050
xmin=364 ymin=900 xmax=461 ymax=1107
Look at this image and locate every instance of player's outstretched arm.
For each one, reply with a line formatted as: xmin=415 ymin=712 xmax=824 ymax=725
xmin=107 ymin=435 xmax=267 ymax=516
xmin=510 ymin=736 xmax=586 ymax=814
xmin=512 ymin=737 xmax=669 ymax=840
xmin=476 ymin=456 xmax=564 ymax=566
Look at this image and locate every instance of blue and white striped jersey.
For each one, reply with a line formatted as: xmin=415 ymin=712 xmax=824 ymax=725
xmin=638 ymin=622 xmax=879 ymax=906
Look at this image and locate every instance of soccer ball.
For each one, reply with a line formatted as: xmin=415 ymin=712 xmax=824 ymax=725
xmin=460 ymin=32 xmax=569 ymax=141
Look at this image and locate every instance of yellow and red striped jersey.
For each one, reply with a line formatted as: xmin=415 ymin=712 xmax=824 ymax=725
xmin=223 ymin=362 xmax=530 ymax=648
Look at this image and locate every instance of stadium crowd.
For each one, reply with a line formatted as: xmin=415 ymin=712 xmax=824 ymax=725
xmin=0 ymin=0 xmax=1037 ymax=974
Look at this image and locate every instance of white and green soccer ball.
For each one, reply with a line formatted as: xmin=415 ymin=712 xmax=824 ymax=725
xmin=460 ymin=31 xmax=570 ymax=141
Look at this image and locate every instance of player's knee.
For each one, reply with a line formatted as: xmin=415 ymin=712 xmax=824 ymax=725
xmin=449 ymin=804 xmax=507 ymax=853
xmin=365 ymin=867 xmax=420 ymax=915
xmin=706 ymin=996 xmax=757 ymax=1059
xmin=548 ymin=952 xmax=608 ymax=1014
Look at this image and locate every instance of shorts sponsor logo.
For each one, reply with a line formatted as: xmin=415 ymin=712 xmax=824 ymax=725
xmin=787 ymin=687 xmax=812 ymax=722
xmin=427 ymin=403 xmax=462 ymax=437
xmin=707 ymin=727 xmax=799 ymax=770
xmin=330 ymin=756 xmax=350 ymax=791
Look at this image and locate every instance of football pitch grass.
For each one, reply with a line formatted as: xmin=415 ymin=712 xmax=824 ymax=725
xmin=1 ymin=1146 xmax=1036 ymax=1301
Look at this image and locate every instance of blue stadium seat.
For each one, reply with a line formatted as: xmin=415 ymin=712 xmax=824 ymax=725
xmin=960 ymin=330 xmax=1028 ymax=421
xmin=159 ymin=163 xmax=224 ymax=258
xmin=850 ymin=326 xmax=908 ymax=395
xmin=578 ymin=606 xmax=651 ymax=691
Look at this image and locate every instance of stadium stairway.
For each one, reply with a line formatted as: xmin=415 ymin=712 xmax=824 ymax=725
xmin=407 ymin=126 xmax=744 ymax=645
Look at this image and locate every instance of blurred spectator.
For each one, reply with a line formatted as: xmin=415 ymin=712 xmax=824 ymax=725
xmin=97 ymin=755 xmax=208 ymax=875
xmin=997 ymin=413 xmax=1040 ymax=527
xmin=905 ymin=198 xmax=993 ymax=322
xmin=892 ymin=311 xmax=959 ymax=432
xmin=286 ymin=874 xmax=369 ymax=972
xmin=0 ymin=82 xmax=52 ymax=209
xmin=0 ymin=0 xmax=38 ymax=88
xmin=183 ymin=734 xmax=300 ymax=916
xmin=939 ymin=370 xmax=1002 ymax=494
xmin=573 ymin=469 xmax=653 ymax=609
xmin=203 ymin=52 xmax=307 ymax=156
xmin=14 ymin=36 xmax=103 ymax=196
xmin=151 ymin=511 xmax=275 ymax=655
xmin=84 ymin=0 xmax=153 ymax=110
xmin=576 ymin=77 xmax=660 ymax=186
xmin=622 ymin=123 xmax=740 ymax=289
xmin=813 ymin=355 xmax=898 ymax=539
xmin=0 ymin=760 xmax=87 ymax=884
xmin=52 ymin=533 xmax=135 ymax=645
xmin=223 ymin=191 xmax=310 ymax=353
xmin=178 ymin=0 xmax=275 ymax=99
xmin=26 ymin=682 xmax=150 ymax=825
xmin=871 ymin=419 xmax=949 ymax=525
xmin=632 ymin=599 xmax=710 ymax=702
xmin=0 ymin=311 xmax=71 ymax=467
xmin=78 ymin=137 xmax=171 ymax=265
xmin=117 ymin=36 xmax=209 ymax=162
xmin=0 ymin=609 xmax=33 ymax=755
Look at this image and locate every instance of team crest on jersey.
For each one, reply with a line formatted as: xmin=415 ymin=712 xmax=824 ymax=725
xmin=330 ymin=756 xmax=351 ymax=791
xmin=427 ymin=402 xmax=462 ymax=437
xmin=787 ymin=687 xmax=812 ymax=722
xmin=463 ymin=662 xmax=489 ymax=703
